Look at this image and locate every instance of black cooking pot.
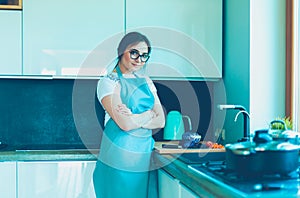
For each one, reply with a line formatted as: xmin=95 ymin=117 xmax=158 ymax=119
xmin=225 ymin=129 xmax=300 ymax=176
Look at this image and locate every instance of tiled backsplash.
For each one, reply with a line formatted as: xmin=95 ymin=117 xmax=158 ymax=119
xmin=0 ymin=79 xmax=212 ymax=147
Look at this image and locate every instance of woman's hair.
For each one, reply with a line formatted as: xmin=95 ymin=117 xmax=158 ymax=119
xmin=117 ymin=32 xmax=151 ymax=61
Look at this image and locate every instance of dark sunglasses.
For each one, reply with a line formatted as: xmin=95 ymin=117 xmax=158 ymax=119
xmin=129 ymin=49 xmax=150 ymax=63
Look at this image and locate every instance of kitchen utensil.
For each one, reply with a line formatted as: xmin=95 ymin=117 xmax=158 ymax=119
xmin=225 ymin=129 xmax=300 ymax=176
xmin=163 ymin=111 xmax=192 ymax=140
xmin=162 ymin=144 xmax=182 ymax=149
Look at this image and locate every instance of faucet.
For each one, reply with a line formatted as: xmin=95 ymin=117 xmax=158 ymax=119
xmin=218 ymin=104 xmax=250 ymax=142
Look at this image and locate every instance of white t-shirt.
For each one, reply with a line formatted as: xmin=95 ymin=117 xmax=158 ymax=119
xmin=97 ymin=72 xmax=157 ymax=126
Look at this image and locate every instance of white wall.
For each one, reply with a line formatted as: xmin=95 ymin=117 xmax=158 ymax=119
xmin=250 ymin=0 xmax=286 ymax=133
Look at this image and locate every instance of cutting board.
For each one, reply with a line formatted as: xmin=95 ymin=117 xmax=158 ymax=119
xmin=154 ymin=141 xmax=225 ymax=154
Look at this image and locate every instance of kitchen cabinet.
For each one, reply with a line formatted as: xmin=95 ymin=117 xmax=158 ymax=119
xmin=180 ymin=183 xmax=199 ymax=198
xmin=17 ymin=161 xmax=96 ymax=198
xmin=21 ymin=0 xmax=222 ymax=79
xmin=0 ymin=10 xmax=22 ymax=75
xmin=0 ymin=0 xmax=22 ymax=9
xmin=126 ymin=0 xmax=223 ymax=79
xmin=158 ymin=169 xmax=180 ymax=198
xmin=0 ymin=162 xmax=17 ymax=198
xmin=158 ymin=169 xmax=200 ymax=198
xmin=22 ymin=0 xmax=124 ymax=76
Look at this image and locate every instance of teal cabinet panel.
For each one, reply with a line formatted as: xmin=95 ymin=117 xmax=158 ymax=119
xmin=23 ymin=0 xmax=124 ymax=76
xmin=126 ymin=0 xmax=222 ymax=79
xmin=0 ymin=10 xmax=22 ymax=75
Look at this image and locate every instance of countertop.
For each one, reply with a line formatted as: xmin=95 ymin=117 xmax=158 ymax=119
xmin=0 ymin=143 xmax=99 ymax=161
xmin=0 ymin=141 xmax=222 ymax=161
xmin=0 ymin=149 xmax=99 ymax=161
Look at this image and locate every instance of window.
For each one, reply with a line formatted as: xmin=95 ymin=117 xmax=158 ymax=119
xmin=293 ymin=0 xmax=299 ymax=130
xmin=288 ymin=0 xmax=299 ymax=130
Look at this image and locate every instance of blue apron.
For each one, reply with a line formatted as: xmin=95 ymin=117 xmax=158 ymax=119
xmin=93 ymin=67 xmax=155 ymax=198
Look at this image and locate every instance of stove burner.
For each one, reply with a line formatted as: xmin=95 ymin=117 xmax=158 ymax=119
xmin=202 ymin=161 xmax=299 ymax=181
xmin=190 ymin=160 xmax=300 ymax=195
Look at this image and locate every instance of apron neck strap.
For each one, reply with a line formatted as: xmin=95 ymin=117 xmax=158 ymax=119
xmin=116 ymin=66 xmax=122 ymax=77
xmin=116 ymin=66 xmax=139 ymax=78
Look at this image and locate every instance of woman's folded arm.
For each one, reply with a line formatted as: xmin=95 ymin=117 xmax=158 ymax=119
xmin=101 ymin=92 xmax=165 ymax=131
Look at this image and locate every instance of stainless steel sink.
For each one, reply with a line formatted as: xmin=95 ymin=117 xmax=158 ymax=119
xmin=173 ymin=152 xmax=225 ymax=164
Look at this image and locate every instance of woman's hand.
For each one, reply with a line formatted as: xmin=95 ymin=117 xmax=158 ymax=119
xmin=116 ymin=104 xmax=154 ymax=129
xmin=116 ymin=104 xmax=132 ymax=115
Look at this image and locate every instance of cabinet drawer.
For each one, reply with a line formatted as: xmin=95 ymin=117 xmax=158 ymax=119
xmin=18 ymin=161 xmax=96 ymax=198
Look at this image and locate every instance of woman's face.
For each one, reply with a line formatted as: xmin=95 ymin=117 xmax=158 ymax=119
xmin=119 ymin=41 xmax=149 ymax=74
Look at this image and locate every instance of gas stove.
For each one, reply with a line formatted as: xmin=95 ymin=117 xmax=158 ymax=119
xmin=188 ymin=160 xmax=300 ymax=196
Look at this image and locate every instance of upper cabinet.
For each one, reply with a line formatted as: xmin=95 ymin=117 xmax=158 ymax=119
xmin=23 ymin=0 xmax=124 ymax=76
xmin=0 ymin=0 xmax=22 ymax=10
xmin=0 ymin=10 xmax=22 ymax=75
xmin=4 ymin=0 xmax=222 ymax=79
xmin=126 ymin=0 xmax=223 ymax=79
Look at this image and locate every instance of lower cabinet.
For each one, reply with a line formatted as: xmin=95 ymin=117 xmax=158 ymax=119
xmin=158 ymin=169 xmax=199 ymax=198
xmin=180 ymin=183 xmax=199 ymax=198
xmin=158 ymin=169 xmax=180 ymax=198
xmin=0 ymin=162 xmax=17 ymax=198
xmin=17 ymin=161 xmax=96 ymax=198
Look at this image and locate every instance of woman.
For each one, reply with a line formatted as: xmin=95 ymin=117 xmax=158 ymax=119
xmin=93 ymin=32 xmax=165 ymax=198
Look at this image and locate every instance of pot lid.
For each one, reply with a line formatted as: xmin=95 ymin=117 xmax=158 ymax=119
xmin=225 ymin=141 xmax=300 ymax=155
xmin=255 ymin=141 xmax=300 ymax=151
xmin=272 ymin=130 xmax=300 ymax=139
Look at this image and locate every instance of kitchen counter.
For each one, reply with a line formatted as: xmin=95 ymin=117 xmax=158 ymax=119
xmin=153 ymin=152 xmax=300 ymax=198
xmin=0 ymin=145 xmax=231 ymax=197
xmin=153 ymin=152 xmax=243 ymax=197
xmin=0 ymin=149 xmax=98 ymax=161
xmin=0 ymin=143 xmax=99 ymax=161
xmin=1 ymin=142 xmax=300 ymax=197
